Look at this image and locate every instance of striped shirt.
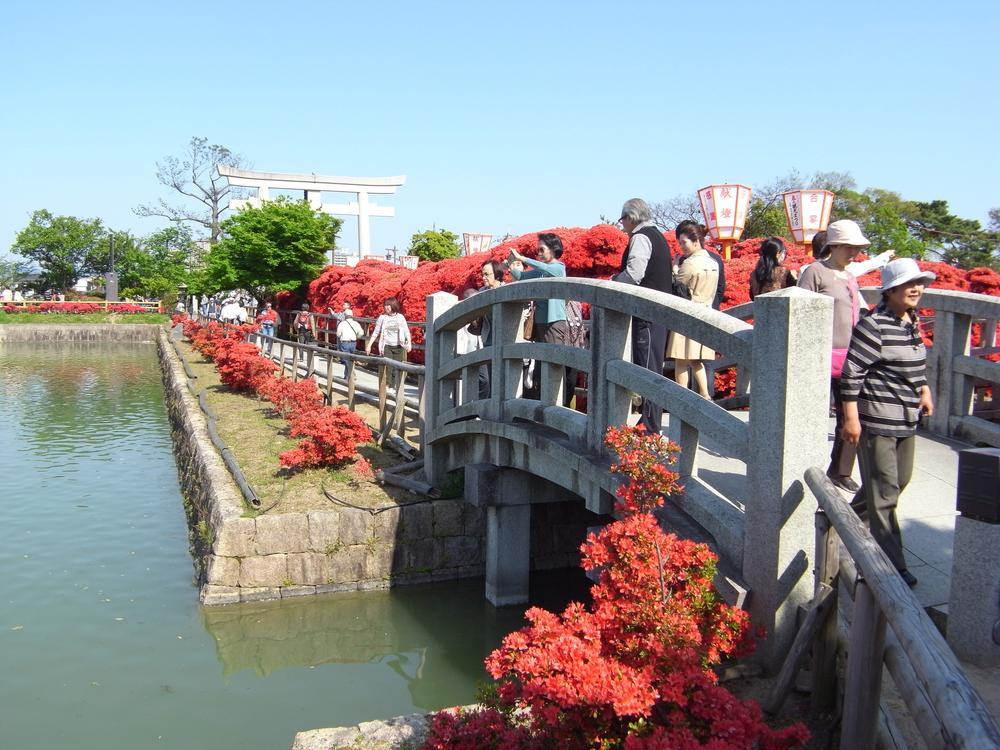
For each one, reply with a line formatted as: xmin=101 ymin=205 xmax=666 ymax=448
xmin=840 ymin=303 xmax=928 ymax=437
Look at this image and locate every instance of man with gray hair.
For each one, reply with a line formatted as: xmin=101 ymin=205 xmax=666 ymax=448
xmin=613 ymin=198 xmax=673 ymax=434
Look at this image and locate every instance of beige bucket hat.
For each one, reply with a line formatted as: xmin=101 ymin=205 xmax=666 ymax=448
xmin=825 ymin=219 xmax=871 ymax=248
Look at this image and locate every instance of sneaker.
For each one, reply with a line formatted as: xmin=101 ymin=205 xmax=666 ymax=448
xmin=900 ymin=570 xmax=918 ymax=588
xmin=829 ymin=475 xmax=861 ymax=494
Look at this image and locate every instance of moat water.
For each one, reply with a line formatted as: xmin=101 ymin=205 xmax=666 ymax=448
xmin=0 ymin=343 xmax=584 ymax=750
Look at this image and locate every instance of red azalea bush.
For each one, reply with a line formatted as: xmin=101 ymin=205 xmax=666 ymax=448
xmin=180 ymin=318 xmax=372 ymax=471
xmin=303 ymin=226 xmax=1000 ymax=399
xmin=279 ymin=405 xmax=373 ymax=469
xmin=422 ymin=425 xmax=808 ymax=750
xmin=2 ymin=301 xmax=150 ymax=314
xmin=213 ymin=337 xmax=280 ymax=392
xmin=257 ymin=375 xmax=325 ymax=419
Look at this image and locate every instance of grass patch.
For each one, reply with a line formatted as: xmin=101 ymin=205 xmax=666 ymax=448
xmin=175 ymin=339 xmax=417 ymax=515
xmin=0 ymin=312 xmax=169 ymax=324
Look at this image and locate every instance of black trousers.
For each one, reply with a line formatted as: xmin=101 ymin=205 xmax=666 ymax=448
xmin=632 ymin=318 xmax=668 ymax=434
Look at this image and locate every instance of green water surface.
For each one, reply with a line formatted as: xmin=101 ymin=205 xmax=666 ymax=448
xmin=0 ymin=343 xmax=577 ymax=750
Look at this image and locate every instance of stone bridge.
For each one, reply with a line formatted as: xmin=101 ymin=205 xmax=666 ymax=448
xmin=420 ymin=278 xmax=1000 ymax=665
xmin=422 ymin=278 xmax=835 ymax=664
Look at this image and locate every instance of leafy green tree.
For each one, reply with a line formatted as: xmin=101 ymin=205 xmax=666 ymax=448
xmin=201 ymin=198 xmax=341 ymax=299
xmin=135 ymin=136 xmax=248 ymax=243
xmin=908 ymin=200 xmax=997 ymax=268
xmin=408 ymin=229 xmax=461 ymax=262
xmin=11 ymin=209 xmax=106 ymax=290
xmin=112 ymin=227 xmax=195 ymax=298
xmin=0 ymin=254 xmax=31 ymax=290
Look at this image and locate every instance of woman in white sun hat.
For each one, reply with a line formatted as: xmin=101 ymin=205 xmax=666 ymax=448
xmin=839 ymin=257 xmax=936 ymax=588
xmin=798 ymin=219 xmax=872 ymax=494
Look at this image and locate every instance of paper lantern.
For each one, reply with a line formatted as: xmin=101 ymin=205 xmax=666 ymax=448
xmin=697 ymin=184 xmax=752 ymax=242
xmin=781 ymin=189 xmax=834 ymax=243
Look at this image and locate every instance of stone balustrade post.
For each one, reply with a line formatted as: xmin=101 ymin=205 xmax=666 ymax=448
xmin=585 ymin=305 xmax=633 ymax=456
xmin=744 ymin=288 xmax=833 ymax=669
xmin=424 ymin=291 xmax=458 ymax=487
xmin=929 ymin=309 xmax=972 ymax=437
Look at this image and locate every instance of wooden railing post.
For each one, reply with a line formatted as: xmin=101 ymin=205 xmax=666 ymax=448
xmin=841 ymin=579 xmax=886 ymax=750
xmin=812 ymin=509 xmax=841 ymax=712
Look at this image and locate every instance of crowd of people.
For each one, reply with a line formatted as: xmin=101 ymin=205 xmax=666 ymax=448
xmin=457 ymin=198 xmax=929 ymax=590
xmin=206 ymin=200 xmax=930 ymax=590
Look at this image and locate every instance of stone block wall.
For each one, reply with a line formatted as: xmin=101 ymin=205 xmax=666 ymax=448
xmin=0 ymin=324 xmax=161 ymax=343
xmin=200 ymin=501 xmax=488 ymax=605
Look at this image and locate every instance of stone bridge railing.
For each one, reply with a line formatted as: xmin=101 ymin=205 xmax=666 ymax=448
xmin=423 ymin=278 xmax=835 ymax=665
xmin=727 ymin=287 xmax=1000 ymax=448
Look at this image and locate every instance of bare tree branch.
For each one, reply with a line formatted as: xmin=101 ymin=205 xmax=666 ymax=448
xmin=134 ymin=136 xmax=250 ymax=244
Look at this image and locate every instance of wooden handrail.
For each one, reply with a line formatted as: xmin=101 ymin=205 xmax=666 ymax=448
xmin=802 ymin=466 xmax=1000 ymax=750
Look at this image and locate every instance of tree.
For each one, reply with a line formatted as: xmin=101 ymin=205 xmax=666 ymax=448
xmin=0 ymin=254 xmax=31 ymax=290
xmin=408 ymin=229 xmax=461 ymax=262
xmin=11 ymin=209 xmax=105 ymax=290
xmin=201 ymin=198 xmax=341 ymax=299
xmin=107 ymin=226 xmax=195 ymax=299
xmin=134 ymin=136 xmax=248 ymax=243
xmin=908 ymin=200 xmax=998 ymax=268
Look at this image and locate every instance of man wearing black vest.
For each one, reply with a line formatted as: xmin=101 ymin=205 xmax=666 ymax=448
xmin=613 ymin=198 xmax=672 ymax=434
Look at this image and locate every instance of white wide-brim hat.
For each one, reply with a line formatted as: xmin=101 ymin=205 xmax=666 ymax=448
xmin=825 ymin=219 xmax=870 ymax=248
xmin=880 ymin=258 xmax=936 ymax=292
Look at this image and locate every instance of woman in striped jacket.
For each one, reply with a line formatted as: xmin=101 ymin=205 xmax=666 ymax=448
xmin=840 ymin=258 xmax=936 ymax=588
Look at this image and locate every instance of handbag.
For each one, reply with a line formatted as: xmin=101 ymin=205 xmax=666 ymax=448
xmin=831 ymin=348 xmax=848 ymax=379
xmin=672 ymin=278 xmax=692 ymax=300
xmin=522 ymin=307 xmax=535 ymax=340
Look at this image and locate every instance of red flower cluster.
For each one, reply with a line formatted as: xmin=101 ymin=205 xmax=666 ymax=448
xmin=181 ymin=318 xmax=372 ymax=471
xmin=278 ymin=405 xmax=373 ymax=469
xmin=422 ymin=426 xmax=808 ymax=750
xmin=2 ymin=302 xmax=150 ymax=314
xmin=302 ymin=226 xmax=1000 ymax=399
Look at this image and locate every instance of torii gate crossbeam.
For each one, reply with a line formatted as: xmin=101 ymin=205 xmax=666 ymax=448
xmin=217 ymin=166 xmax=406 ymax=258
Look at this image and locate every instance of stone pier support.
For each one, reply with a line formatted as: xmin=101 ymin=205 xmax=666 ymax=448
xmin=485 ymin=504 xmax=532 ymax=606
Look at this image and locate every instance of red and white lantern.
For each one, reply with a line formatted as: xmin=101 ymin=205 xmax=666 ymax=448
xmin=781 ymin=189 xmax=834 ymax=245
xmin=462 ymin=233 xmax=493 ymax=256
xmin=697 ymin=184 xmax=752 ymax=260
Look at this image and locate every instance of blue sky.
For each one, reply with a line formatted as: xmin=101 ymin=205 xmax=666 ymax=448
xmin=1 ymin=0 xmax=997 ymax=258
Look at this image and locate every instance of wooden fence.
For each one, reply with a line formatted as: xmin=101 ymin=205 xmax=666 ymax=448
xmin=247 ymin=329 xmax=425 ymax=450
xmin=765 ymin=467 xmax=1000 ymax=750
xmin=2 ymin=299 xmax=162 ymax=312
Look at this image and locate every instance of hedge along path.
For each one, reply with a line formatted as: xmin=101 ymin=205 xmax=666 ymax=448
xmin=174 ymin=338 xmax=420 ymax=515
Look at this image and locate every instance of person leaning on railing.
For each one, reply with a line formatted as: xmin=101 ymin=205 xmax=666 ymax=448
xmin=839 ymin=258 xmax=936 ymax=589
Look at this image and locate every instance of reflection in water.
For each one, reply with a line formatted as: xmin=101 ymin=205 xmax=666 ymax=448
xmin=0 ymin=342 xmax=591 ymax=747
xmin=201 ymin=573 xmax=591 ymax=711
xmin=201 ymin=580 xmax=527 ymax=710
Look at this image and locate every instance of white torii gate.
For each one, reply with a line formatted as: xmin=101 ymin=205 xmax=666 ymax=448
xmin=217 ymin=166 xmax=406 ymax=258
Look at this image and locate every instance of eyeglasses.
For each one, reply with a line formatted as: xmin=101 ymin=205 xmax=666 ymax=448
xmin=905 ymin=321 xmax=922 ymax=349
xmin=618 ymin=216 xmax=627 ymax=224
